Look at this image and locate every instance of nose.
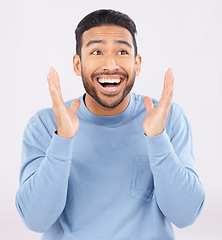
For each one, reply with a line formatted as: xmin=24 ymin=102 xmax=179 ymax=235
xmin=102 ymin=55 xmax=119 ymax=72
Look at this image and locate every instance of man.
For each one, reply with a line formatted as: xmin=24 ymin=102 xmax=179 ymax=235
xmin=16 ymin=9 xmax=205 ymax=240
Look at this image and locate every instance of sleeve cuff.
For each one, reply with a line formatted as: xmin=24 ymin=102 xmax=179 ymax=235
xmin=46 ymin=131 xmax=75 ymax=161
xmin=145 ymin=129 xmax=174 ymax=156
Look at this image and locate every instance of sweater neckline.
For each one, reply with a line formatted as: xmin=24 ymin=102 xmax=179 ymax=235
xmin=78 ymin=93 xmax=136 ymax=127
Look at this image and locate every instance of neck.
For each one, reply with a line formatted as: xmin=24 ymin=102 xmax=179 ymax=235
xmin=84 ymin=93 xmax=130 ymax=116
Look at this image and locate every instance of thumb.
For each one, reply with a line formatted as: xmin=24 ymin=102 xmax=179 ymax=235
xmin=144 ymin=96 xmax=154 ymax=113
xmin=70 ymin=99 xmax=81 ymax=113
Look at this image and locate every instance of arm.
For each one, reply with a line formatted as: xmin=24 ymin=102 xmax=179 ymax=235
xmin=146 ymin=110 xmax=205 ymax=228
xmin=143 ymin=68 xmax=205 ymax=227
xmin=15 ymin=116 xmax=74 ymax=232
xmin=15 ymin=67 xmax=80 ymax=232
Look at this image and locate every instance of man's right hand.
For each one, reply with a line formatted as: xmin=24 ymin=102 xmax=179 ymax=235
xmin=47 ymin=67 xmax=80 ymax=139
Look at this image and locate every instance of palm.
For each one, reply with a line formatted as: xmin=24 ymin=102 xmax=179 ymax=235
xmin=143 ymin=68 xmax=174 ymax=137
xmin=67 ymin=107 xmax=80 ymax=133
xmin=47 ymin=67 xmax=80 ymax=139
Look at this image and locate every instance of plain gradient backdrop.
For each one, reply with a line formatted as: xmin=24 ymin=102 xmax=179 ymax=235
xmin=1 ymin=0 xmax=222 ymax=239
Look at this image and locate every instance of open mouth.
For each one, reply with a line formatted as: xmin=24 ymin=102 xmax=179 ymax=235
xmin=97 ymin=77 xmax=122 ymax=90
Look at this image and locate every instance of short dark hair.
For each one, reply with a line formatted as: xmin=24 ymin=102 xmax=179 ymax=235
xmin=75 ymin=9 xmax=138 ymax=58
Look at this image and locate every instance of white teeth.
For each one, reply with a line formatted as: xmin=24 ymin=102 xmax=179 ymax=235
xmin=106 ymin=86 xmax=117 ymax=89
xmin=98 ymin=78 xmax=121 ymax=84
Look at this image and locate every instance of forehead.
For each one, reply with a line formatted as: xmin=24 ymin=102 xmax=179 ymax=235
xmin=81 ymin=25 xmax=133 ymax=46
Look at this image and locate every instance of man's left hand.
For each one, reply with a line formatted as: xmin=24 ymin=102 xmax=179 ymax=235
xmin=143 ymin=68 xmax=174 ymax=137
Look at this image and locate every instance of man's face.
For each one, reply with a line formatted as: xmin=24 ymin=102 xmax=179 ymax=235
xmin=74 ymin=25 xmax=141 ymax=109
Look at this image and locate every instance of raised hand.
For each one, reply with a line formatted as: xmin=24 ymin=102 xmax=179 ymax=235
xmin=143 ymin=68 xmax=174 ymax=137
xmin=47 ymin=67 xmax=80 ymax=139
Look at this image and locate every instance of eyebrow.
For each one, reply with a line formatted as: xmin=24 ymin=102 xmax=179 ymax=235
xmin=116 ymin=40 xmax=132 ymax=49
xmin=86 ymin=40 xmax=132 ymax=49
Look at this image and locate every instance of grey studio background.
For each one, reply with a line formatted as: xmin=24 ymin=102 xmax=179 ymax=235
xmin=1 ymin=0 xmax=221 ymax=239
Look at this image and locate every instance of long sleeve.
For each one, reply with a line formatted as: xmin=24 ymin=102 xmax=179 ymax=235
xmin=15 ymin=112 xmax=75 ymax=232
xmin=145 ymin=108 xmax=205 ymax=228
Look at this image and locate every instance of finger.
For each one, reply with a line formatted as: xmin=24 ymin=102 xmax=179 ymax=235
xmin=163 ymin=85 xmax=174 ymax=108
xmin=48 ymin=67 xmax=65 ymax=106
xmin=164 ymin=68 xmax=174 ymax=89
xmin=70 ymin=99 xmax=81 ymax=113
xmin=47 ymin=71 xmax=56 ymax=90
xmin=47 ymin=71 xmax=65 ymax=111
xmin=157 ymin=77 xmax=174 ymax=118
xmin=159 ymin=86 xmax=174 ymax=111
xmin=49 ymin=67 xmax=63 ymax=98
xmin=48 ymin=84 xmax=64 ymax=111
xmin=144 ymin=96 xmax=154 ymax=113
xmin=160 ymin=68 xmax=174 ymax=105
xmin=52 ymin=67 xmax=63 ymax=96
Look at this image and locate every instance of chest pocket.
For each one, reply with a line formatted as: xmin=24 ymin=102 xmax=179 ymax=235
xmin=130 ymin=155 xmax=154 ymax=201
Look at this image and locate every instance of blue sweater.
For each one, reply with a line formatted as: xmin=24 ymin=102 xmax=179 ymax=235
xmin=15 ymin=92 xmax=205 ymax=240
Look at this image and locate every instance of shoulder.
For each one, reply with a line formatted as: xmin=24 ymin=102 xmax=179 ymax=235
xmin=166 ymin=102 xmax=192 ymax=138
xmin=131 ymin=92 xmax=162 ymax=109
xmin=29 ymin=97 xmax=78 ymax=124
xmin=130 ymin=92 xmax=146 ymax=116
xmin=22 ymin=107 xmax=55 ymax=140
xmin=29 ymin=107 xmax=54 ymax=127
xmin=27 ymin=97 xmax=81 ymax=129
xmin=131 ymin=92 xmax=160 ymax=116
xmin=132 ymin=92 xmax=189 ymax=125
xmin=168 ymin=102 xmax=190 ymax=126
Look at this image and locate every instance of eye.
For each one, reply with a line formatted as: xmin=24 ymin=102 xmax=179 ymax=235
xmin=91 ymin=50 xmax=102 ymax=55
xmin=118 ymin=50 xmax=128 ymax=55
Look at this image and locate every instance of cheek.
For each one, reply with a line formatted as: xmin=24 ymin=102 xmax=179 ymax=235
xmin=121 ymin=63 xmax=136 ymax=76
xmin=81 ymin=58 xmax=101 ymax=75
xmin=81 ymin=62 xmax=92 ymax=76
xmin=118 ymin=57 xmax=136 ymax=69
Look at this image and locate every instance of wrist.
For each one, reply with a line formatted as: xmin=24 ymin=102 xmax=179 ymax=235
xmin=144 ymin=128 xmax=165 ymax=138
xmin=56 ymin=130 xmax=75 ymax=139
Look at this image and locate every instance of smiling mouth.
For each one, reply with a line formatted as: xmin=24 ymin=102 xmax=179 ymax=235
xmin=97 ymin=77 xmax=122 ymax=89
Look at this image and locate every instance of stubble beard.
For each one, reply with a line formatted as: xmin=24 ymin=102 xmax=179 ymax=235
xmin=81 ymin=70 xmax=136 ymax=109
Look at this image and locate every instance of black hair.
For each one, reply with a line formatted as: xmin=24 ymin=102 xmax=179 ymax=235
xmin=75 ymin=9 xmax=138 ymax=58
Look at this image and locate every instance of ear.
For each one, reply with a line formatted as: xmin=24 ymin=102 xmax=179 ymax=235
xmin=73 ymin=54 xmax=81 ymax=76
xmin=135 ymin=54 xmax=142 ymax=76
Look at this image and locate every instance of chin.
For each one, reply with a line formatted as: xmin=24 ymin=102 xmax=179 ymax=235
xmin=92 ymin=93 xmax=126 ymax=109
